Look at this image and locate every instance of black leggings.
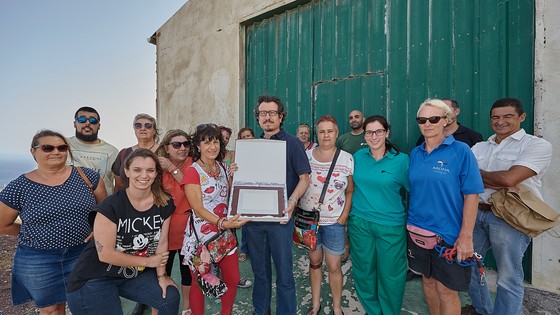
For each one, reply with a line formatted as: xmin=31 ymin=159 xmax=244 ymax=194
xmin=165 ymin=249 xmax=192 ymax=286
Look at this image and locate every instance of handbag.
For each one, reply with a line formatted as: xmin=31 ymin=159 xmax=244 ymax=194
xmin=189 ymin=213 xmax=238 ymax=265
xmin=489 ymin=185 xmax=560 ymax=237
xmin=406 ymin=224 xmax=441 ymax=249
xmin=292 ymin=149 xmax=341 ymax=250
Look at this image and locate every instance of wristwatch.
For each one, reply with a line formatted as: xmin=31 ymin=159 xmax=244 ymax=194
xmin=172 ymin=168 xmax=180 ymax=175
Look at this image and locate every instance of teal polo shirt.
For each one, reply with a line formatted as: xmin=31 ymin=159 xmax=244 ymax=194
xmin=351 ymin=148 xmax=410 ymax=226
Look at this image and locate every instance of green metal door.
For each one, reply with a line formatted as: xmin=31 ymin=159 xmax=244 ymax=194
xmin=245 ymin=0 xmax=535 ymax=278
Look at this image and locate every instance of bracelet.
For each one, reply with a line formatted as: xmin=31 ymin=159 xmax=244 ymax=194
xmin=288 ymin=197 xmax=298 ymax=204
xmin=216 ymin=218 xmax=224 ymax=229
xmin=219 ymin=218 xmax=226 ymax=230
xmin=157 ymin=273 xmax=167 ymax=279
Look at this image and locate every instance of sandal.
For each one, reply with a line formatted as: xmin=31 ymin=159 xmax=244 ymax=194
xmin=305 ymin=304 xmax=322 ymax=315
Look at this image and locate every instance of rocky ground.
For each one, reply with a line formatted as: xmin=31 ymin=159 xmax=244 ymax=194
xmin=1 ymin=235 xmax=36 ymax=315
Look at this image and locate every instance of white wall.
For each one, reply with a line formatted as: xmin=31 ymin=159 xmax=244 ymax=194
xmin=153 ymin=0 xmax=560 ymax=293
xmin=532 ymin=0 xmax=560 ymax=294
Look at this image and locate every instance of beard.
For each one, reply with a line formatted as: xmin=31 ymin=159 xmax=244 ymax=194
xmin=351 ymin=122 xmax=363 ymax=130
xmin=76 ymin=130 xmax=99 ymax=142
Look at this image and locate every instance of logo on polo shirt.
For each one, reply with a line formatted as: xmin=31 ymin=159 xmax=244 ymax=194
xmin=432 ymin=160 xmax=450 ymax=173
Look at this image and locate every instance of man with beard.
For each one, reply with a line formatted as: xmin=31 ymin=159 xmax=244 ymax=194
xmin=336 ymin=109 xmax=367 ymax=154
xmin=245 ymin=95 xmax=311 ymax=315
xmin=67 ymin=106 xmax=119 ymax=194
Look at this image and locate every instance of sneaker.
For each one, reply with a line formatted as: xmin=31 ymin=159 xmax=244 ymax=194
xmin=239 ymin=253 xmax=248 ymax=262
xmin=461 ymin=305 xmax=482 ymax=315
xmin=182 ymin=310 xmax=193 ymax=315
xmin=237 ymin=278 xmax=252 ymax=288
xmin=406 ymin=269 xmax=422 ymax=281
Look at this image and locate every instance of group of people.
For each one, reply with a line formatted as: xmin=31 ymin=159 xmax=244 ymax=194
xmin=0 ymin=95 xmax=552 ymax=315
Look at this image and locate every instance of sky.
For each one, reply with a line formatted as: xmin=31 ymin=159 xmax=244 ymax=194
xmin=0 ymin=1 xmax=187 ymax=159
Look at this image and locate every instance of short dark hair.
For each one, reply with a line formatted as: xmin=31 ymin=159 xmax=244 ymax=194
xmin=441 ymin=99 xmax=459 ymax=110
xmin=237 ymin=127 xmax=255 ymax=139
xmin=253 ymin=95 xmax=287 ymax=125
xmin=74 ymin=106 xmax=100 ymax=121
xmin=191 ymin=123 xmax=226 ymax=162
xmin=491 ymin=98 xmax=525 ymax=116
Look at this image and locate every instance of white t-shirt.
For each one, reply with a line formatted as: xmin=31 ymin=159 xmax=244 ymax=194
xmin=298 ymin=148 xmax=354 ymax=225
xmin=471 ymin=129 xmax=552 ymax=203
xmin=67 ymin=136 xmax=119 ymax=194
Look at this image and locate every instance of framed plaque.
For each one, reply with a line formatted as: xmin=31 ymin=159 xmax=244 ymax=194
xmin=228 ymin=139 xmax=288 ymax=222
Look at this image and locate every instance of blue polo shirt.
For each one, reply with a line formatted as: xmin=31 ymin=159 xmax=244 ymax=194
xmin=408 ymin=136 xmax=484 ymax=244
xmin=351 ymin=148 xmax=410 ymax=226
xmin=260 ymin=129 xmax=311 ymax=196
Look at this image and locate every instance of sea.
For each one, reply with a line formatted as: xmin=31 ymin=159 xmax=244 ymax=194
xmin=0 ymin=154 xmax=36 ymax=190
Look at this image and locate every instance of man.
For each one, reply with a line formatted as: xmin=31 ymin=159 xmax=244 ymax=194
xmin=465 ymin=98 xmax=552 ymax=315
xmin=336 ymin=109 xmax=367 ymax=154
xmin=416 ymin=98 xmax=483 ymax=147
xmin=67 ymin=106 xmax=119 ymax=194
xmin=245 ymin=95 xmax=311 ymax=315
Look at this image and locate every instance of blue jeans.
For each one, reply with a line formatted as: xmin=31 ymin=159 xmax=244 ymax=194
xmin=240 ymin=226 xmax=249 ymax=254
xmin=67 ymin=269 xmax=179 ymax=315
xmin=468 ymin=210 xmax=531 ymax=315
xmin=245 ymin=220 xmax=296 ymax=315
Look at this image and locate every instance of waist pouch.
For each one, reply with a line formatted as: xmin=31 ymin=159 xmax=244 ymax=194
xmin=407 ymin=224 xmax=440 ymax=249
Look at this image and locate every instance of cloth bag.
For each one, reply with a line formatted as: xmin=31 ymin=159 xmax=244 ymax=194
xmin=293 ymin=149 xmax=341 ymax=250
xmin=489 ymin=185 xmax=560 ymax=237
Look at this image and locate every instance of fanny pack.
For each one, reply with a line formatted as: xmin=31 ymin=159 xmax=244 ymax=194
xmin=407 ymin=224 xmax=440 ymax=249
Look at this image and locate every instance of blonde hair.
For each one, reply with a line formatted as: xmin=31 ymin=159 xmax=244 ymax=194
xmin=417 ymin=99 xmax=453 ymax=125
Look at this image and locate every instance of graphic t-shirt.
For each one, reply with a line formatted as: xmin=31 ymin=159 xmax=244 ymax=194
xmin=180 ymin=162 xmax=231 ymax=264
xmin=66 ymin=190 xmax=174 ymax=292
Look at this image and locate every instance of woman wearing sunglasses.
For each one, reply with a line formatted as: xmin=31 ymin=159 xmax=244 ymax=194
xmin=155 ymin=129 xmax=194 ymax=315
xmin=0 ymin=130 xmax=107 ymax=315
xmin=180 ymin=123 xmax=249 ymax=315
xmin=67 ymin=149 xmax=179 ymax=314
xmin=112 ymin=113 xmax=160 ymax=194
xmin=348 ymin=115 xmax=409 ymax=315
xmin=408 ymin=99 xmax=483 ymax=314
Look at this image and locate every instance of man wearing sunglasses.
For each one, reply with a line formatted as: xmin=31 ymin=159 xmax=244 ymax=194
xmin=67 ymin=106 xmax=119 ymax=194
xmin=416 ymin=99 xmax=483 ymax=148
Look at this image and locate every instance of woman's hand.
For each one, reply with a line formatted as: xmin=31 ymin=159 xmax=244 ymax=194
xmin=454 ymin=235 xmax=474 ymax=262
xmin=146 ymin=251 xmax=170 ymax=268
xmin=229 ymin=162 xmax=238 ymax=176
xmin=83 ymin=232 xmax=94 ymax=243
xmin=157 ymin=275 xmax=178 ymax=298
xmin=337 ymin=213 xmax=349 ymax=225
xmin=158 ymin=157 xmax=174 ymax=172
xmin=223 ymin=214 xmax=250 ymax=229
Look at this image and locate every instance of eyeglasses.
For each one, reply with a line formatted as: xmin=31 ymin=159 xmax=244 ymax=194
xmin=134 ymin=122 xmax=154 ymax=129
xmin=416 ymin=116 xmax=445 ymax=124
xmin=258 ymin=110 xmax=279 ymax=117
xmin=76 ymin=116 xmax=99 ymax=124
xmin=34 ymin=144 xmax=69 ymax=153
xmin=364 ymin=129 xmax=386 ymax=137
xmin=169 ymin=141 xmax=191 ymax=149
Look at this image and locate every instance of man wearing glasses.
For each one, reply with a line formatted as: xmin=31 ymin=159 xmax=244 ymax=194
xmin=245 ymin=95 xmax=311 ymax=315
xmin=67 ymin=106 xmax=119 ymax=194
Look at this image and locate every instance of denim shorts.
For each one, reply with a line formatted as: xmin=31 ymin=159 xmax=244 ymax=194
xmin=315 ymin=222 xmax=346 ymax=256
xmin=12 ymin=243 xmax=86 ymax=307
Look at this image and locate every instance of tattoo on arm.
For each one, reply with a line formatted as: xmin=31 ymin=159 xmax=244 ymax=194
xmin=95 ymin=240 xmax=104 ymax=253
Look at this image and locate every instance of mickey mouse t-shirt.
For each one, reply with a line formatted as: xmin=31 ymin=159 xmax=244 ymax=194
xmin=67 ymin=189 xmax=175 ymax=292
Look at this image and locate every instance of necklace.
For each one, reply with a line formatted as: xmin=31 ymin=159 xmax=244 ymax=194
xmin=138 ymin=142 xmax=156 ymax=151
xmin=199 ymin=159 xmax=220 ymax=180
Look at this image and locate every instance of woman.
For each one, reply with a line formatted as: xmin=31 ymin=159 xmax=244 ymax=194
xmin=235 ymin=127 xmax=254 ymax=262
xmin=298 ymin=116 xmax=354 ymax=315
xmin=237 ymin=127 xmax=255 ymax=139
xmin=67 ymin=149 xmax=180 ymax=314
xmin=408 ymin=99 xmax=483 ymax=314
xmin=297 ymin=123 xmax=317 ymax=150
xmin=180 ymin=123 xmax=248 ymax=315
xmin=348 ymin=115 xmax=410 ymax=315
xmin=0 ymin=130 xmax=107 ymax=315
xmin=218 ymin=126 xmax=235 ymax=166
xmin=156 ymin=129 xmax=194 ymax=315
xmin=112 ymin=113 xmax=160 ymax=193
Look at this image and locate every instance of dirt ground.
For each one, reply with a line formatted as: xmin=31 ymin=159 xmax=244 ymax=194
xmin=1 ymin=235 xmax=36 ymax=315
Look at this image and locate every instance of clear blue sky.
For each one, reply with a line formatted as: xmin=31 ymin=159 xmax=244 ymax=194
xmin=0 ymin=1 xmax=186 ymax=157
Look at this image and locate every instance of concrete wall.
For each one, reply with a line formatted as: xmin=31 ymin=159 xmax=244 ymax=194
xmin=532 ymin=0 xmax=560 ymax=294
xmin=152 ymin=0 xmax=560 ymax=293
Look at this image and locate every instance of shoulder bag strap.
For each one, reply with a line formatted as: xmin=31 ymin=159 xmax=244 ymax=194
xmin=189 ymin=212 xmax=201 ymax=242
xmin=76 ymin=166 xmax=94 ymax=192
xmin=318 ymin=149 xmax=341 ymax=205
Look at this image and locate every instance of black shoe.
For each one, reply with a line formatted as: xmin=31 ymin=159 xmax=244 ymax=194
xmin=131 ymin=302 xmax=147 ymax=315
xmin=461 ymin=305 xmax=482 ymax=315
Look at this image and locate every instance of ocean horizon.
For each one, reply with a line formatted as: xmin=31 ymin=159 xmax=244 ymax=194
xmin=0 ymin=153 xmax=36 ymax=188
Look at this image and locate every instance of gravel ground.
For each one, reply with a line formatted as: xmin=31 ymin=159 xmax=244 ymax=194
xmin=1 ymin=235 xmax=37 ymax=315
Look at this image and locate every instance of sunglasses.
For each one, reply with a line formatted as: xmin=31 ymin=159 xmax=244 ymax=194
xmin=134 ymin=122 xmax=154 ymax=129
xmin=76 ymin=116 xmax=99 ymax=124
xmin=416 ymin=116 xmax=445 ymax=124
xmin=34 ymin=144 xmax=69 ymax=153
xmin=169 ymin=141 xmax=191 ymax=149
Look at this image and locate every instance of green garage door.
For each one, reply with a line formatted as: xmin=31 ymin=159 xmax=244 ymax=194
xmin=245 ymin=0 xmax=535 ymax=278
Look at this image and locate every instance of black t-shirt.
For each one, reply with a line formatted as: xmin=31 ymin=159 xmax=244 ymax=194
xmin=67 ymin=190 xmax=175 ymax=292
xmin=415 ymin=123 xmax=483 ymax=148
